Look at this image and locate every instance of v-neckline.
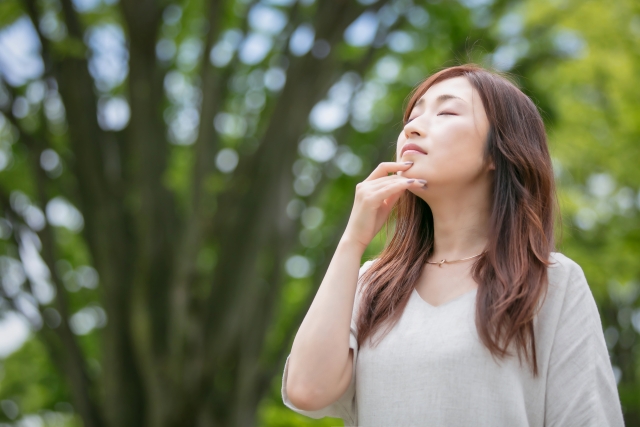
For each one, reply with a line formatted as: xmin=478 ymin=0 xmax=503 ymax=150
xmin=412 ymin=287 xmax=478 ymax=309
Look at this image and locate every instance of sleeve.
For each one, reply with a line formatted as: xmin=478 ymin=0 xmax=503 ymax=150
xmin=544 ymin=257 xmax=625 ymax=427
xmin=281 ymin=259 xmax=376 ymax=426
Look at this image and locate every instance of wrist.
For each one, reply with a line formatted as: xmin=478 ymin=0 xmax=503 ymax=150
xmin=338 ymin=234 xmax=368 ymax=255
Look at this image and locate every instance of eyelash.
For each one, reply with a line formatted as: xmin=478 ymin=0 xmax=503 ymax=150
xmin=405 ymin=111 xmax=456 ymax=125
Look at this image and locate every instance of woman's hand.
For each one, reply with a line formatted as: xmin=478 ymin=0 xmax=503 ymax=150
xmin=342 ymin=161 xmax=426 ymax=251
xmin=288 ymin=163 xmax=424 ymax=409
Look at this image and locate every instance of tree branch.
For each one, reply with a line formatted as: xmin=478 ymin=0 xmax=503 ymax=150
xmin=8 ymin=3 xmax=147 ymax=423
xmin=21 ymin=0 xmax=52 ymax=64
xmin=0 ymin=185 xmax=106 ymax=427
xmin=167 ymin=0 xmax=250 ymax=390
xmin=58 ymin=0 xmax=83 ymax=38
xmin=116 ymin=2 xmax=188 ymax=425
xmin=0 ymin=88 xmax=107 ymax=423
xmin=175 ymin=0 xmax=260 ymax=273
xmin=202 ymin=0 xmax=376 ymax=377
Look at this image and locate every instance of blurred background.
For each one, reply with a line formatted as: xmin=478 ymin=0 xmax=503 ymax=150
xmin=0 ymin=0 xmax=638 ymax=426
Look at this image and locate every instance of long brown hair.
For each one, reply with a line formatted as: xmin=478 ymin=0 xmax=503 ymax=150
xmin=356 ymin=64 xmax=556 ymax=377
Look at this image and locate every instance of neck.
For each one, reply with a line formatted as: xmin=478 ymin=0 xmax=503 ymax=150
xmin=426 ymin=186 xmax=492 ymax=261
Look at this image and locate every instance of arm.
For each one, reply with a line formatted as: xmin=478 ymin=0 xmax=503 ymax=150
xmin=286 ymin=237 xmax=365 ymax=411
xmin=285 ymin=162 xmax=423 ymax=411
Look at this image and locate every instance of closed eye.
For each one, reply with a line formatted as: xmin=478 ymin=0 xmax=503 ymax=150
xmin=404 ymin=111 xmax=457 ymax=125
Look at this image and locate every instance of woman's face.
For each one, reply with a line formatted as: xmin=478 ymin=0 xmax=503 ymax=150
xmin=396 ymin=76 xmax=493 ymax=195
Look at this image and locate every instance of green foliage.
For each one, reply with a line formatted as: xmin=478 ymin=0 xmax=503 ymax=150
xmin=0 ymin=0 xmax=639 ymax=425
xmin=0 ymin=0 xmax=23 ymax=29
xmin=0 ymin=337 xmax=68 ymax=421
xmin=521 ymin=1 xmax=640 ymax=419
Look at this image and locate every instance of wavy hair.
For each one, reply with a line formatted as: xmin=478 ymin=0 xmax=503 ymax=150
xmin=356 ymin=64 xmax=557 ymax=377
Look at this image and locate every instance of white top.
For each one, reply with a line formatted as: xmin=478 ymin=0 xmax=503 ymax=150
xmin=281 ymin=252 xmax=625 ymax=426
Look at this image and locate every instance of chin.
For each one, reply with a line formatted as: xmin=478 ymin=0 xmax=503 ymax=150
xmin=407 ymin=186 xmax=429 ymax=199
xmin=400 ymin=169 xmax=426 ymax=180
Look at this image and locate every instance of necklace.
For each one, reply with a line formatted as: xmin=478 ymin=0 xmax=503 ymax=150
xmin=426 ymin=252 xmax=485 ymax=267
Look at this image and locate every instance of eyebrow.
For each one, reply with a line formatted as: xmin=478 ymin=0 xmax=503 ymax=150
xmin=415 ymin=94 xmax=466 ymax=107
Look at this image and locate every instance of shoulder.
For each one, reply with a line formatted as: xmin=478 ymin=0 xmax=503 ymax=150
xmin=548 ymin=251 xmax=583 ymax=275
xmin=547 ymin=252 xmax=590 ymax=296
xmin=543 ymin=252 xmax=600 ymax=327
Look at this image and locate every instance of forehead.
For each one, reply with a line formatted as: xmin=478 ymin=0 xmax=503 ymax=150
xmin=417 ymin=76 xmax=476 ymax=106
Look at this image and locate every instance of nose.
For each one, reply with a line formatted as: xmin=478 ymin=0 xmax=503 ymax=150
xmin=403 ymin=118 xmax=424 ymax=139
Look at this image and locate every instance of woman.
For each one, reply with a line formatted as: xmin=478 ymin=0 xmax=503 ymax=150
xmin=281 ymin=64 xmax=624 ymax=426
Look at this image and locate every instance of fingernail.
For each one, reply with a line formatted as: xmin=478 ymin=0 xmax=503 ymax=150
xmin=417 ymin=179 xmax=427 ymax=184
xmin=404 ymin=161 xmax=413 ymax=165
xmin=406 ymin=179 xmax=415 ymax=183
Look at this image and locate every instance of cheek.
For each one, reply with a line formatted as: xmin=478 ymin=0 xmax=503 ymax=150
xmin=396 ymin=134 xmax=405 ymax=157
xmin=434 ymin=122 xmax=482 ymax=157
xmin=395 ymin=139 xmax=404 ymax=175
xmin=429 ymin=127 xmax=488 ymax=179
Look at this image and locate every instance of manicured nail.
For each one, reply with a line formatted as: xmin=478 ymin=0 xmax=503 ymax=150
xmin=404 ymin=161 xmax=413 ymax=165
xmin=406 ymin=179 xmax=415 ymax=183
xmin=417 ymin=179 xmax=427 ymax=184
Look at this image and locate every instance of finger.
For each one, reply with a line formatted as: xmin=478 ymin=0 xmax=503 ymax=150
xmin=381 ymin=190 xmax=405 ymax=212
xmin=385 ymin=179 xmax=427 ymax=206
xmin=360 ymin=174 xmax=409 ymax=191
xmin=364 ymin=175 xmax=426 ymax=192
xmin=370 ymin=178 xmax=424 ymax=202
xmin=365 ymin=161 xmax=415 ymax=181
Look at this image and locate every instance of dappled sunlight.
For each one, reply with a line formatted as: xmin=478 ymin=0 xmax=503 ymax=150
xmin=0 ymin=0 xmax=637 ymax=425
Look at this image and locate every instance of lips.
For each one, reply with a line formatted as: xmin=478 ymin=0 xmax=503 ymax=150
xmin=401 ymin=142 xmax=427 ymax=156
